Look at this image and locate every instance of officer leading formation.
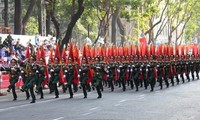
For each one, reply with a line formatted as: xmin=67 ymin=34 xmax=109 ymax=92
xmin=0 ymin=42 xmax=199 ymax=103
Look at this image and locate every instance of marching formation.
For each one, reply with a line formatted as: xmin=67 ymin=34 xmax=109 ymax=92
xmin=0 ymin=42 xmax=200 ymax=103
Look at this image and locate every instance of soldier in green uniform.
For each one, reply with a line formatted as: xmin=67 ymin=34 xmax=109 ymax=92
xmin=64 ymin=57 xmax=75 ymax=98
xmin=35 ymin=58 xmax=46 ymax=99
xmin=21 ymin=56 xmax=37 ymax=103
xmin=131 ymin=55 xmax=141 ymax=91
xmin=180 ymin=55 xmax=185 ymax=83
xmin=107 ymin=56 xmax=116 ymax=91
xmin=147 ymin=55 xmax=156 ymax=91
xmin=91 ymin=57 xmax=102 ymax=98
xmin=6 ymin=59 xmax=20 ymax=101
xmin=48 ymin=58 xmax=54 ymax=93
xmin=190 ymin=55 xmax=195 ymax=80
xmin=157 ymin=55 xmax=165 ymax=89
xmin=79 ymin=57 xmax=89 ymax=98
xmin=185 ymin=55 xmax=191 ymax=82
xmin=163 ymin=55 xmax=170 ymax=88
xmin=141 ymin=55 xmax=148 ymax=89
xmin=49 ymin=57 xmax=60 ymax=98
xmin=195 ymin=55 xmax=200 ymax=79
xmin=174 ymin=55 xmax=180 ymax=84
xmin=19 ymin=60 xmax=30 ymax=100
xmin=118 ymin=56 xmax=128 ymax=91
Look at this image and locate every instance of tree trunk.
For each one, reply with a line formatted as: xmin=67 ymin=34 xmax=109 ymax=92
xmin=111 ymin=8 xmax=119 ymax=45
xmin=50 ymin=0 xmax=60 ymax=39
xmin=4 ymin=0 xmax=9 ymax=27
xmin=14 ymin=0 xmax=22 ymax=34
xmin=22 ymin=0 xmax=36 ymax=35
xmin=46 ymin=13 xmax=51 ymax=35
xmin=37 ymin=0 xmax=42 ymax=35
xmin=51 ymin=13 xmax=60 ymax=39
xmin=61 ymin=0 xmax=84 ymax=51
xmin=117 ymin=16 xmax=126 ymax=44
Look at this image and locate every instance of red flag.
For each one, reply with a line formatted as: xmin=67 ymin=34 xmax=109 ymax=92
xmin=25 ymin=45 xmax=30 ymax=58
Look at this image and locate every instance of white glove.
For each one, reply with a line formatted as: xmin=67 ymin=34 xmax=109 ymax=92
xmin=78 ymin=74 xmax=80 ymax=78
xmin=19 ymin=76 xmax=22 ymax=79
xmin=63 ymin=75 xmax=66 ymax=78
xmin=36 ymin=70 xmax=39 ymax=73
xmin=79 ymin=69 xmax=81 ymax=72
xmin=64 ymin=70 xmax=68 ymax=73
xmin=21 ymin=70 xmax=24 ymax=73
xmin=117 ymin=69 xmax=120 ymax=73
xmin=48 ymin=74 xmax=51 ymax=78
xmin=50 ymin=69 xmax=54 ymax=72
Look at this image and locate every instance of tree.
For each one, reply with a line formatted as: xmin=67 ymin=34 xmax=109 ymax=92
xmin=4 ymin=0 xmax=9 ymax=27
xmin=14 ymin=0 xmax=22 ymax=34
xmin=61 ymin=0 xmax=84 ymax=51
xmin=22 ymin=0 xmax=36 ymax=34
xmin=14 ymin=0 xmax=36 ymax=35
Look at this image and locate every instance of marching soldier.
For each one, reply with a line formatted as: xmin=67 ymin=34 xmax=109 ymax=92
xmin=185 ymin=55 xmax=191 ymax=82
xmin=35 ymin=58 xmax=46 ymax=99
xmin=79 ymin=57 xmax=89 ymax=98
xmin=195 ymin=55 xmax=200 ymax=79
xmin=21 ymin=56 xmax=37 ymax=103
xmin=49 ymin=57 xmax=60 ymax=98
xmin=64 ymin=57 xmax=75 ymax=98
xmin=147 ymin=55 xmax=156 ymax=91
xmin=118 ymin=56 xmax=128 ymax=91
xmin=107 ymin=56 xmax=116 ymax=91
xmin=180 ymin=55 xmax=185 ymax=83
xmin=19 ymin=60 xmax=30 ymax=100
xmin=6 ymin=59 xmax=20 ymax=101
xmin=131 ymin=55 xmax=141 ymax=91
xmin=48 ymin=58 xmax=54 ymax=93
xmin=157 ymin=56 xmax=164 ymax=89
xmin=91 ymin=57 xmax=102 ymax=98
xmin=163 ymin=55 xmax=170 ymax=88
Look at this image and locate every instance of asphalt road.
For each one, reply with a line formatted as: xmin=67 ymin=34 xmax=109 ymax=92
xmin=0 ymin=80 xmax=200 ymax=120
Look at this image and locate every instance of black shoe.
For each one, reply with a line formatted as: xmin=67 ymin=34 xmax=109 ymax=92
xmin=13 ymin=98 xmax=17 ymax=101
xmin=84 ymin=96 xmax=87 ymax=98
xmin=55 ymin=96 xmax=59 ymax=98
xmin=26 ymin=97 xmax=30 ymax=100
xmin=69 ymin=96 xmax=73 ymax=99
xmin=7 ymin=89 xmax=10 ymax=92
xmin=40 ymin=97 xmax=44 ymax=99
xmin=97 ymin=96 xmax=102 ymax=99
xmin=20 ymin=89 xmax=24 ymax=92
xmin=30 ymin=101 xmax=35 ymax=103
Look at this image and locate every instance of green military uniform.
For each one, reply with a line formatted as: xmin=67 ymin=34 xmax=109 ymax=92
xmin=36 ymin=65 xmax=46 ymax=99
xmin=91 ymin=64 xmax=102 ymax=98
xmin=49 ymin=64 xmax=60 ymax=98
xmin=79 ymin=63 xmax=89 ymax=98
xmin=7 ymin=65 xmax=20 ymax=101
xmin=64 ymin=63 xmax=75 ymax=98
xmin=107 ymin=61 xmax=116 ymax=91
xmin=20 ymin=63 xmax=30 ymax=100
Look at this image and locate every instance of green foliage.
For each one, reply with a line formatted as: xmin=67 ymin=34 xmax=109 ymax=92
xmin=25 ymin=16 xmax=38 ymax=35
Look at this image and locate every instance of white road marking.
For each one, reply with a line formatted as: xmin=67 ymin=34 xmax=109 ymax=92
xmin=89 ymin=107 xmax=98 ymax=111
xmin=53 ymin=117 xmax=64 ymax=120
xmin=0 ymin=99 xmax=8 ymax=102
xmin=82 ymin=112 xmax=93 ymax=116
xmin=114 ymin=103 xmax=121 ymax=106
xmin=139 ymin=94 xmax=145 ymax=97
xmin=119 ymin=99 xmax=127 ymax=103
xmin=0 ymin=92 xmax=95 ymax=113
